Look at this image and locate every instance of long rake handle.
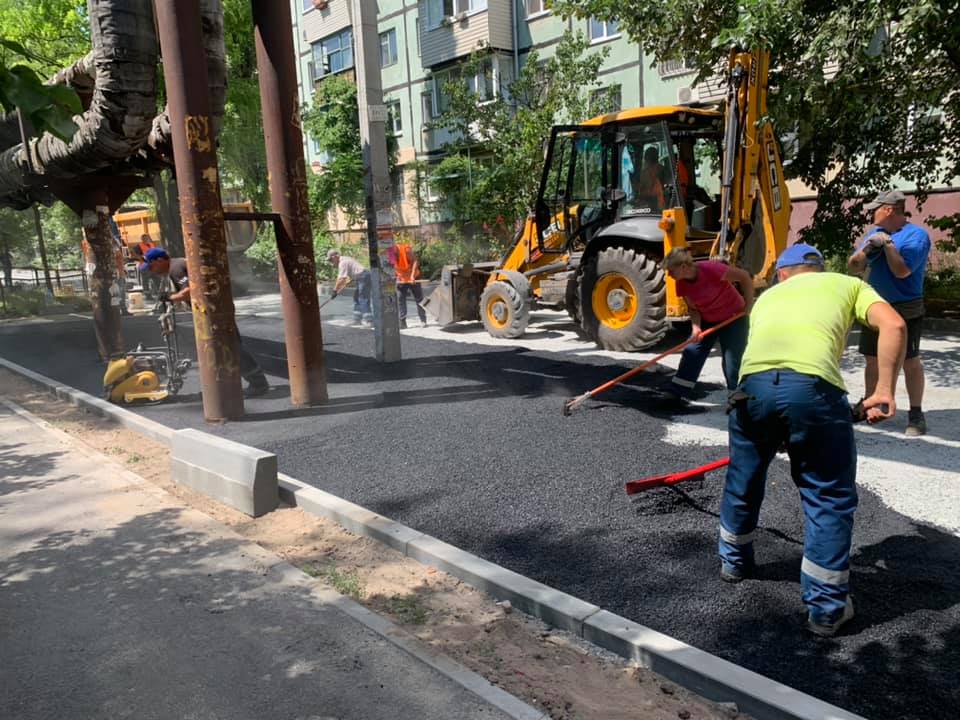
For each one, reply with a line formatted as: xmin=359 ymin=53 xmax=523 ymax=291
xmin=585 ymin=311 xmax=745 ymax=402
xmin=319 ymin=276 xmax=352 ymax=310
xmin=625 ymin=457 xmax=730 ymax=494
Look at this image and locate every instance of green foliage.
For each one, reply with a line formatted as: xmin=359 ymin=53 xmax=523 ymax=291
xmin=0 ymin=286 xmax=46 ymax=317
xmin=386 ymin=593 xmax=429 ymax=625
xmin=0 ymin=42 xmax=80 ymax=141
xmin=550 ymin=0 xmax=960 ymax=257
xmin=425 ymin=34 xmax=606 ymax=247
xmin=302 ymin=75 xmax=398 ymax=224
xmin=245 ymin=222 xmax=341 ymax=281
xmin=322 ymin=565 xmax=366 ymax=600
xmin=219 ymin=0 xmax=268 ymax=210
xmin=414 ymin=229 xmax=501 ymax=280
xmin=38 ymin=202 xmax=82 ymax=267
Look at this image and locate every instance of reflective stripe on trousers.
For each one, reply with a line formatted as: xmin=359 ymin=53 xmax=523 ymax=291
xmin=719 ymin=370 xmax=857 ymax=622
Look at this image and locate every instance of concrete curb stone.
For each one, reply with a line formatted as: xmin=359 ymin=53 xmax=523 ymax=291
xmin=1 ymin=358 xmax=867 ymax=720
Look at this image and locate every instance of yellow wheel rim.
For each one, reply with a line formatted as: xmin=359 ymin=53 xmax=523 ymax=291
xmin=592 ymin=273 xmax=637 ymax=329
xmin=485 ymin=293 xmax=509 ymax=329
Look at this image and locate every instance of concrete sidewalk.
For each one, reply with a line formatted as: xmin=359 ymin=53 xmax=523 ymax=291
xmin=0 ymin=403 xmax=537 ymax=720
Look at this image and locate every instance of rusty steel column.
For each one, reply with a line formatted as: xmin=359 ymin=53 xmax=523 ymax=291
xmin=155 ymin=0 xmax=244 ymax=421
xmin=252 ymin=0 xmax=327 ymax=406
xmin=81 ymin=197 xmax=124 ymax=361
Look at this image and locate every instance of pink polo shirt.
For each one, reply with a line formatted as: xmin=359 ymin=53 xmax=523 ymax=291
xmin=676 ymin=260 xmax=744 ymax=324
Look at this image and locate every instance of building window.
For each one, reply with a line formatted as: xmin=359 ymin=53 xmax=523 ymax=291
xmin=312 ymin=137 xmax=322 ymax=154
xmin=525 ymin=0 xmax=547 ymax=17
xmin=589 ymin=84 xmax=621 ymax=115
xmin=312 ymin=29 xmax=353 ymax=76
xmin=415 ymin=18 xmax=421 ymax=55
xmin=380 ymin=29 xmax=398 ymax=68
xmin=434 ymin=58 xmax=497 ymax=115
xmin=303 ymin=0 xmax=313 ymax=11
xmin=425 ymin=0 xmax=487 ymax=29
xmin=588 ymin=18 xmax=619 ymax=42
xmin=658 ymin=58 xmax=695 ymax=77
xmin=421 ymin=90 xmax=435 ymax=121
xmin=386 ymin=99 xmax=403 ymax=135
xmin=392 ymin=168 xmax=406 ymax=203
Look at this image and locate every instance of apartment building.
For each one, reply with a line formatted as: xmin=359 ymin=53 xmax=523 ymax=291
xmin=290 ymin=0 xmax=708 ymax=241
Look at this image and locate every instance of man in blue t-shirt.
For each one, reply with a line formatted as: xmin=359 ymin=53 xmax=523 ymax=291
xmin=848 ymin=190 xmax=931 ymax=435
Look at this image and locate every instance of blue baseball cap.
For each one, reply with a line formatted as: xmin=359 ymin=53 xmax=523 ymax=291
xmin=775 ymin=243 xmax=824 ymax=271
xmin=139 ymin=247 xmax=169 ymax=272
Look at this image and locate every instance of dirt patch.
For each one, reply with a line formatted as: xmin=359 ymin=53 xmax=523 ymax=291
xmin=0 ymin=367 xmax=744 ymax=720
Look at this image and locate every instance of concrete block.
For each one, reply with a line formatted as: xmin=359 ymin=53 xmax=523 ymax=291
xmin=583 ymin=610 xmax=865 ymax=720
xmin=406 ymin=534 xmax=601 ymax=635
xmin=171 ymin=429 xmax=277 ymax=517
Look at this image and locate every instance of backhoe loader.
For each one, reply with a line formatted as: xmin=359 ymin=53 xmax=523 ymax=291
xmin=422 ymin=49 xmax=791 ymax=351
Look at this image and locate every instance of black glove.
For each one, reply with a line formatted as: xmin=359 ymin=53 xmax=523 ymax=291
xmin=330 ymin=290 xmax=338 ymax=299
xmin=157 ymin=292 xmax=171 ymax=303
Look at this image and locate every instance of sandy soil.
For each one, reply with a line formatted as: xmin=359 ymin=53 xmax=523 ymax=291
xmin=0 ymin=368 xmax=743 ymax=720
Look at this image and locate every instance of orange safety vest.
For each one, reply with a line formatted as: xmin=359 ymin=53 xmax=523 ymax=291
xmin=394 ymin=243 xmax=417 ymax=283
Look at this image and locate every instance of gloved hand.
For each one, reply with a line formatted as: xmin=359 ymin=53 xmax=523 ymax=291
xmin=157 ymin=292 xmax=171 ymax=303
xmin=330 ymin=290 xmax=339 ymax=299
xmin=865 ymin=231 xmax=891 ymax=256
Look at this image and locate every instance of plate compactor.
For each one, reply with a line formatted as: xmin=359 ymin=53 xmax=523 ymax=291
xmin=103 ymin=298 xmax=192 ymax=404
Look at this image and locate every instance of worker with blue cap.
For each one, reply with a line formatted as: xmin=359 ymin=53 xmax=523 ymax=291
xmin=718 ymin=243 xmax=906 ymax=637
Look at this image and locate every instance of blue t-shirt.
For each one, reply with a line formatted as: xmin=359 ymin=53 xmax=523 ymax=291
xmin=863 ymin=222 xmax=930 ymax=303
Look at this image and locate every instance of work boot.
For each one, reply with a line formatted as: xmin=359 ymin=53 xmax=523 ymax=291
xmin=243 ymin=377 xmax=270 ymax=398
xmin=399 ymin=319 xmax=408 ymax=329
xmin=720 ymin=562 xmax=753 ymax=584
xmin=906 ymin=410 xmax=927 ymax=437
xmin=806 ymin=598 xmax=855 ymax=638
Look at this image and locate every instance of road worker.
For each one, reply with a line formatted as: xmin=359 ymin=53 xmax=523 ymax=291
xmin=719 ymin=243 xmax=906 ymax=637
xmin=327 ymin=249 xmax=372 ymax=327
xmin=662 ymin=247 xmax=752 ymax=400
xmin=140 ymin=248 xmax=270 ymax=397
xmin=848 ymin=190 xmax=931 ymax=436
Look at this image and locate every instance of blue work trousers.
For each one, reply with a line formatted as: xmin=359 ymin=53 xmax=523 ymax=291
xmin=671 ymin=315 xmax=748 ymax=395
xmin=719 ymin=370 xmax=857 ymax=623
xmin=353 ymin=270 xmax=373 ymax=323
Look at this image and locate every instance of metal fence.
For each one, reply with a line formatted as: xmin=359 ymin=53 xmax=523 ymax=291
xmin=5 ymin=266 xmax=89 ymax=292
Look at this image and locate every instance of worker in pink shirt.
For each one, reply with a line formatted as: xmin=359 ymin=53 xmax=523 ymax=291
xmin=662 ymin=248 xmax=753 ymax=399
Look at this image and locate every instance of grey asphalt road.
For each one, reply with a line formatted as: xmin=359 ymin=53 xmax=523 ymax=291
xmin=0 ymin=404 xmax=523 ymax=720
xmin=2 ymin=304 xmax=958 ymax=720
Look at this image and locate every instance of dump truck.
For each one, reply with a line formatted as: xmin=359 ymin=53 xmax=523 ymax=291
xmin=422 ymin=49 xmax=791 ymax=351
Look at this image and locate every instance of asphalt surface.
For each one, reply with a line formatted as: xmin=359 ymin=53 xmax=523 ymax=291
xmin=2 ymin=304 xmax=958 ymax=720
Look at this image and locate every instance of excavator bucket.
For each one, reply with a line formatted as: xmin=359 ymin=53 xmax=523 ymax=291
xmin=421 ymin=261 xmax=496 ymax=326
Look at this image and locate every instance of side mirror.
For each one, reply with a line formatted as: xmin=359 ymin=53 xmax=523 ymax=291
xmin=605 ymin=188 xmax=626 ymax=207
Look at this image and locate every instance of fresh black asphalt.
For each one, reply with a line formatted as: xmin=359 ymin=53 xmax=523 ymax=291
xmin=2 ymin=309 xmax=957 ymax=720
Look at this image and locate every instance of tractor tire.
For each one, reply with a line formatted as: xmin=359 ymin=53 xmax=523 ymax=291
xmin=565 ymin=271 xmax=582 ymax=325
xmin=480 ymin=279 xmax=530 ymax=338
xmin=580 ymin=246 xmax=667 ymax=351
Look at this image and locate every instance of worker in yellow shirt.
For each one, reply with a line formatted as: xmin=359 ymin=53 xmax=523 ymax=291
xmin=719 ymin=243 xmax=906 ymax=637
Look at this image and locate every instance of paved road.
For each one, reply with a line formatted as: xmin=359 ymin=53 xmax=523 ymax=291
xmin=0 ymin=403 xmax=531 ymax=720
xmin=2 ymin=296 xmax=959 ymax=720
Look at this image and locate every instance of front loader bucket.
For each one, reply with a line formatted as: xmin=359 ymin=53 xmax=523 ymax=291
xmin=421 ymin=262 xmax=496 ymax=326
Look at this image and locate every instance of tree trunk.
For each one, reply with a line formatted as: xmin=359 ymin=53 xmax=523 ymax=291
xmin=82 ymin=204 xmax=123 ymax=361
xmin=153 ymin=171 xmax=185 ymax=256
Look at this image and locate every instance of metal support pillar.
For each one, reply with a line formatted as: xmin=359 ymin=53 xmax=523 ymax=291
xmin=81 ymin=197 xmax=124 ymax=361
xmin=352 ymin=0 xmax=401 ymax=362
xmin=252 ymin=0 xmax=328 ymax=406
xmin=156 ymin=0 xmax=244 ymax=421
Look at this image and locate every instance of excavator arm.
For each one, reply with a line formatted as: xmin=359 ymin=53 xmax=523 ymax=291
xmin=713 ymin=49 xmax=791 ymax=284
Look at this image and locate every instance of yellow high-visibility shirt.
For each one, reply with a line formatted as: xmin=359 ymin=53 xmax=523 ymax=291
xmin=739 ymin=272 xmax=886 ymax=390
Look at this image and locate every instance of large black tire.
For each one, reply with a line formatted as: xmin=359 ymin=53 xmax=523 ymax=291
xmin=565 ymin=271 xmax=582 ymax=325
xmin=580 ymin=246 xmax=666 ymax=351
xmin=480 ymin=279 xmax=530 ymax=338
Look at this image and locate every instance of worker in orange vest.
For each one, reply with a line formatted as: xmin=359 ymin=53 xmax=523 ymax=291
xmin=393 ymin=242 xmax=427 ymax=329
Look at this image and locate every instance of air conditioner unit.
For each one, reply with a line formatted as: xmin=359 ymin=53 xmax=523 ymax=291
xmin=456 ymin=11 xmax=468 ymax=20
xmin=677 ymin=86 xmax=693 ymax=104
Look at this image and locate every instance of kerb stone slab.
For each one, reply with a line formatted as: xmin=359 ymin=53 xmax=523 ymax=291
xmin=171 ymin=428 xmax=277 ymax=517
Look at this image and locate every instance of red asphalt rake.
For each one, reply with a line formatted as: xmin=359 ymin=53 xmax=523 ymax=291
xmin=624 ymin=457 xmax=730 ymax=495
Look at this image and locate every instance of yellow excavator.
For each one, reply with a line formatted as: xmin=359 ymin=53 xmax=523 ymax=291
xmin=422 ymin=49 xmax=791 ymax=350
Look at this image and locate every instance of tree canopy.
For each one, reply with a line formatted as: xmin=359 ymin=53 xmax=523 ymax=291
xmin=552 ymin=0 xmax=960 ymax=254
xmin=302 ymin=74 xmax=398 ymax=226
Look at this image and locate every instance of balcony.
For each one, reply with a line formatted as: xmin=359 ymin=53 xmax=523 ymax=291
xmin=419 ymin=0 xmax=513 ymax=68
